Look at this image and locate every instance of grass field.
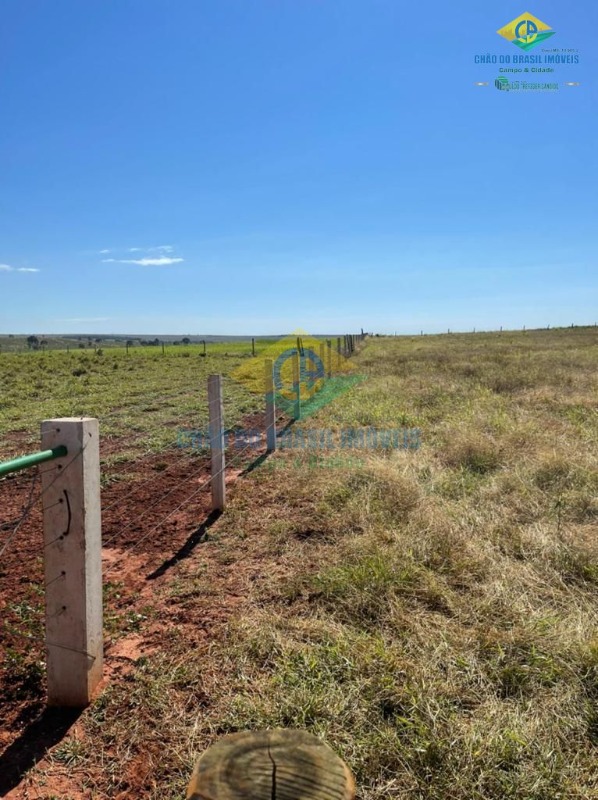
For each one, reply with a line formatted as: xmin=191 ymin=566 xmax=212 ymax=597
xmin=0 ymin=341 xmax=273 ymax=460
xmin=3 ymin=327 xmax=598 ymax=799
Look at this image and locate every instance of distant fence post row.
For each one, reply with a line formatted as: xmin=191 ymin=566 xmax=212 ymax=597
xmin=290 ymin=332 xmax=366 ymax=425
xmin=0 ymin=333 xmax=367 ymax=708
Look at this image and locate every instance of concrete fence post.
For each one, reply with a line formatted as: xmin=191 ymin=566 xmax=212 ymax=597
xmin=336 ymin=337 xmax=341 ymax=370
xmin=319 ymin=342 xmax=326 ymax=388
xmin=265 ymin=359 xmax=276 ymax=452
xmin=208 ymin=375 xmax=226 ymax=511
xmin=40 ymin=417 xmax=103 ymax=707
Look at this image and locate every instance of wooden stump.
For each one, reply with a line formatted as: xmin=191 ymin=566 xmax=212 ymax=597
xmin=187 ymin=729 xmax=355 ymax=800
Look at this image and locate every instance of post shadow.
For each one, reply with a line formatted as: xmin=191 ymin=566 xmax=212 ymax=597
xmin=146 ymin=509 xmax=221 ymax=580
xmin=239 ymin=414 xmax=297 ymax=476
xmin=239 ymin=452 xmax=270 ymax=476
xmin=148 ymin=415 xmax=295 ymax=580
xmin=0 ymin=707 xmax=82 ymax=795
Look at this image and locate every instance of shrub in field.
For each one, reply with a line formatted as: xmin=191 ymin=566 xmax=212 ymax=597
xmin=441 ymin=434 xmax=502 ymax=474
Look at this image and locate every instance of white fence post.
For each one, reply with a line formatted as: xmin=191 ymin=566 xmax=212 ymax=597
xmin=208 ymin=375 xmax=226 ymax=511
xmin=40 ymin=417 xmax=103 ymax=707
xmin=265 ymin=359 xmax=276 ymax=452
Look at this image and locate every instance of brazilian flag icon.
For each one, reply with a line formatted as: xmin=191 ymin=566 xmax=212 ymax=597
xmin=497 ymin=12 xmax=555 ymax=51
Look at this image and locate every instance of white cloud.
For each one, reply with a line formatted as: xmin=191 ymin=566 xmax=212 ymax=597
xmin=103 ymin=257 xmax=184 ymax=267
xmin=0 ymin=264 xmax=40 ymax=273
xmin=99 ymin=245 xmax=182 ymax=267
xmin=123 ymin=257 xmax=184 ymax=266
xmin=99 ymin=244 xmax=176 ymax=257
xmin=126 ymin=245 xmax=174 ymax=253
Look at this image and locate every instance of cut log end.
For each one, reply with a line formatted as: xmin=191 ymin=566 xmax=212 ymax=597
xmin=187 ymin=729 xmax=356 ymax=800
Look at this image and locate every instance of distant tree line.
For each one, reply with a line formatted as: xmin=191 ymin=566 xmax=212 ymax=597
xmin=26 ymin=335 xmax=49 ymax=350
xmin=18 ymin=335 xmax=197 ymax=352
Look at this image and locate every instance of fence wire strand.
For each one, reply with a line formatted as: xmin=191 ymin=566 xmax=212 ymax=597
xmin=101 ymin=448 xmax=211 ymax=515
xmin=101 ymin=453 xmax=212 ymax=547
xmin=102 ymin=439 xmax=258 ymax=578
xmin=0 ymin=444 xmax=85 ymax=560
xmin=1 ymin=622 xmax=98 ymax=662
xmin=0 ymin=470 xmax=39 ymax=559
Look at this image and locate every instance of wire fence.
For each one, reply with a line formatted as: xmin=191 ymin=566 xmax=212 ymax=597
xmin=101 ymin=440 xmax=258 ymax=579
xmin=0 ymin=395 xmax=276 ymax=704
xmin=0 ymin=338 xmax=363 ymax=706
xmin=0 ymin=471 xmax=39 ymax=559
xmin=0 ymin=392 xmax=286 ymax=603
xmin=0 ymin=444 xmax=87 ymax=559
xmin=0 ymin=376 xmax=262 ymax=555
xmin=0 ymin=330 xmax=365 ymax=571
xmin=3 ymin=615 xmax=99 ymax=662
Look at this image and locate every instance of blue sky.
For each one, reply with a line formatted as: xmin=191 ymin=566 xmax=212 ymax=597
xmin=1 ymin=0 xmax=596 ymax=335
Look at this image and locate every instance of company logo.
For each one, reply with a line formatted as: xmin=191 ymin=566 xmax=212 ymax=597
xmin=230 ymin=330 xmax=364 ymax=418
xmin=497 ymin=12 xmax=555 ymax=51
xmin=272 ymin=338 xmax=323 ymax=403
xmin=493 ymin=75 xmax=559 ymax=92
